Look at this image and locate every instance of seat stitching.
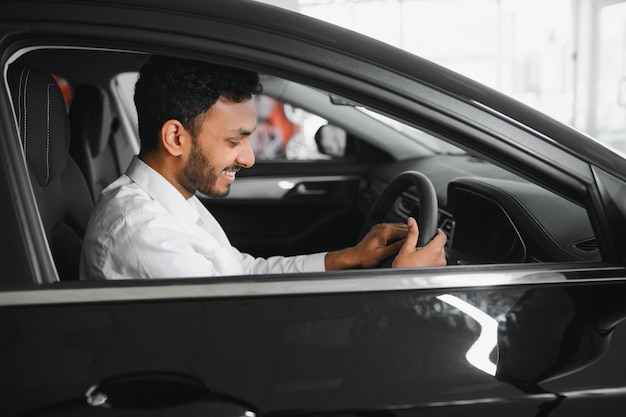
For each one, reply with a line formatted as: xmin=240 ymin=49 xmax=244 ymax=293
xmin=17 ymin=69 xmax=23 ymax=139
xmin=46 ymin=83 xmax=53 ymax=184
xmin=23 ymin=68 xmax=31 ymax=155
xmin=19 ymin=68 xmax=31 ymax=154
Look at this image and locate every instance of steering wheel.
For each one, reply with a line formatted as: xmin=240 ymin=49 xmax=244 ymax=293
xmin=360 ymin=170 xmax=439 ymax=248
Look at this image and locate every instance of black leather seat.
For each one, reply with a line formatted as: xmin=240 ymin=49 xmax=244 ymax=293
xmin=8 ymin=65 xmax=94 ymax=281
xmin=69 ymin=84 xmax=121 ymax=201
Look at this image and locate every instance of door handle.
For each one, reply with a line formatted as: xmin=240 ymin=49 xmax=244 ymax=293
xmin=293 ymin=183 xmax=328 ymax=196
xmin=284 ymin=182 xmax=329 ymax=198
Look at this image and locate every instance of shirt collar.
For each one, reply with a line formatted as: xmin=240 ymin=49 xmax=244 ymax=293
xmin=126 ymin=156 xmax=201 ymax=225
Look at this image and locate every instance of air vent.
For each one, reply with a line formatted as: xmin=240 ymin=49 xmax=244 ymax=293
xmin=439 ymin=215 xmax=455 ymax=245
xmin=395 ymin=193 xmax=418 ymax=218
xmin=399 ymin=195 xmax=413 ymax=215
xmin=574 ymin=238 xmax=598 ymax=252
xmin=440 ymin=218 xmax=454 ymax=236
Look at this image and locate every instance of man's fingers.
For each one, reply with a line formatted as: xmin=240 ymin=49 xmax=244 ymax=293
xmin=401 ymin=217 xmax=419 ymax=251
xmin=429 ymin=229 xmax=447 ymax=247
xmin=381 ymin=222 xmax=409 ymax=242
xmin=384 ymin=239 xmax=405 ymax=256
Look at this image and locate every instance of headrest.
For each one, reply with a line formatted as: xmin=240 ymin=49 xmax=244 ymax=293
xmin=69 ymin=84 xmax=114 ymax=158
xmin=8 ymin=65 xmax=70 ymax=187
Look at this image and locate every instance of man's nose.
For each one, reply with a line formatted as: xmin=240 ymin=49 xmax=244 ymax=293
xmin=237 ymin=141 xmax=255 ymax=168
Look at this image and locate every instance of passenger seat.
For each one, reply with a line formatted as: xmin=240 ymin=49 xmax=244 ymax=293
xmin=69 ymin=84 xmax=121 ymax=201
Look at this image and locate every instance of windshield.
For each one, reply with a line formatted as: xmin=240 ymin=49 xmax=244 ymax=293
xmin=358 ymin=107 xmax=465 ymax=155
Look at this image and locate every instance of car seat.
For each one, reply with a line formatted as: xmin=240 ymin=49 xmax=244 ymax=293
xmin=69 ymin=84 xmax=121 ymax=201
xmin=7 ymin=65 xmax=94 ymax=281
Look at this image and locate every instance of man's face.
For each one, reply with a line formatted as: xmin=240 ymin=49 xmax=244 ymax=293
xmin=182 ymin=98 xmax=256 ymax=198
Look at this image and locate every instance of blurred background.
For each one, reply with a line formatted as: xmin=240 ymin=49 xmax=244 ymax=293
xmin=256 ymin=0 xmax=626 ymax=155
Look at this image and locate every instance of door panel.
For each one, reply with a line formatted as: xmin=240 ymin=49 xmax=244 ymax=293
xmin=2 ymin=277 xmax=626 ymax=416
xmin=201 ymin=162 xmax=365 ymax=257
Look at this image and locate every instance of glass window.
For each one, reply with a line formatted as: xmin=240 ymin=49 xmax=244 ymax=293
xmin=251 ymin=95 xmax=334 ymax=160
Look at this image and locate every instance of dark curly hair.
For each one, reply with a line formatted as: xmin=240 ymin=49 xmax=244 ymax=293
xmin=134 ymin=55 xmax=263 ymax=151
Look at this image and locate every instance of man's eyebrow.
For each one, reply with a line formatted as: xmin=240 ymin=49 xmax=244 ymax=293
xmin=233 ymin=126 xmax=256 ymax=136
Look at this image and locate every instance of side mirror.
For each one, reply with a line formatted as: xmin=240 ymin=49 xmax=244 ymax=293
xmin=314 ymin=124 xmax=347 ymax=158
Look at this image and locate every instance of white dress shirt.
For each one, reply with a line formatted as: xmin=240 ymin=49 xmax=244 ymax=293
xmin=79 ymin=156 xmax=326 ymax=280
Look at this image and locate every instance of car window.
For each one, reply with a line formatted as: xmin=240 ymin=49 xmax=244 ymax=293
xmin=250 ymin=94 xmax=334 ymax=160
xmin=4 ymin=45 xmax=613 ymax=286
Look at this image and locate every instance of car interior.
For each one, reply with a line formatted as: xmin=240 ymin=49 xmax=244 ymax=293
xmin=5 ymin=47 xmax=602 ymax=282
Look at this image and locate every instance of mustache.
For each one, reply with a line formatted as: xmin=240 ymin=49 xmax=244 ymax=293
xmin=222 ymin=165 xmax=244 ymax=172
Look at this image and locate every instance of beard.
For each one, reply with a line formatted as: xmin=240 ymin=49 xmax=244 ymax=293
xmin=183 ymin=136 xmax=230 ymax=198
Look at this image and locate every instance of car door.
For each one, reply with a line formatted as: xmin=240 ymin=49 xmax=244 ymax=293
xmin=2 ymin=266 xmax=626 ymax=416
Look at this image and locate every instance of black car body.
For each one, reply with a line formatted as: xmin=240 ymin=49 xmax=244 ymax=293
xmin=0 ymin=0 xmax=625 ymax=415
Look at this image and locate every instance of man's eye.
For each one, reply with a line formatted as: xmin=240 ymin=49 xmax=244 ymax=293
xmin=229 ymin=140 xmax=241 ymax=147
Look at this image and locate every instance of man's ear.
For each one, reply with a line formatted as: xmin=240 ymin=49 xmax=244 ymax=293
xmin=160 ymin=119 xmax=189 ymax=157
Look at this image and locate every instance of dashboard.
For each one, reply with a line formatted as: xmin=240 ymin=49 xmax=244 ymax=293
xmin=363 ymin=155 xmax=601 ymax=265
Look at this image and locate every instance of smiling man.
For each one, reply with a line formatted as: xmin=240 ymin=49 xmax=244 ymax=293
xmin=79 ymin=55 xmax=446 ymax=280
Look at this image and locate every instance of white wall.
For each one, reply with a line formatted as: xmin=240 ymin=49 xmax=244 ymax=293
xmin=257 ymin=0 xmax=626 ymax=153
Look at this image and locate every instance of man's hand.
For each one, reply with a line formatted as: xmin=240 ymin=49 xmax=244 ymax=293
xmin=324 ymin=217 xmax=447 ymax=270
xmin=354 ymin=222 xmax=411 ymax=268
xmin=392 ymin=217 xmax=447 ymax=268
xmin=325 ymin=222 xmax=408 ymax=270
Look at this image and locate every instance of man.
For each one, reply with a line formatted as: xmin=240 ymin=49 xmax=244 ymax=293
xmin=79 ymin=56 xmax=447 ymax=280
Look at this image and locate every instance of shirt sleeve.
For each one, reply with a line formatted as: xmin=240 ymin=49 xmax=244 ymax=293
xmin=236 ymin=250 xmax=328 ymax=275
xmin=82 ymin=208 xmax=327 ymax=279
